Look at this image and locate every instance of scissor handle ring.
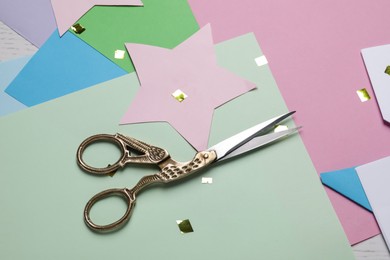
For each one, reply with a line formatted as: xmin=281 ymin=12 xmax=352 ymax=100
xmin=77 ymin=134 xmax=126 ymax=175
xmin=84 ymin=188 xmax=136 ymax=232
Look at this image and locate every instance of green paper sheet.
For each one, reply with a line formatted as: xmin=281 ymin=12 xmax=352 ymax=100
xmin=72 ymin=0 xmax=199 ymax=72
xmin=0 ymin=34 xmax=353 ymax=259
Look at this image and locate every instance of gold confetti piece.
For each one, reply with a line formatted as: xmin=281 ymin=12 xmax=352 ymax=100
xmin=71 ymin=23 xmax=85 ymax=34
xmin=106 ymin=164 xmax=117 ymax=177
xmin=274 ymin=125 xmax=289 ymax=133
xmin=255 ymin=55 xmax=268 ymax=67
xmin=176 ymin=219 xmax=194 ymax=234
xmin=385 ymin=66 xmax=390 ymax=76
xmin=356 ymin=88 xmax=371 ymax=102
xmin=201 ymin=177 xmax=213 ymax=184
xmin=172 ymin=89 xmax=188 ymax=102
xmin=114 ymin=50 xmax=126 ymax=60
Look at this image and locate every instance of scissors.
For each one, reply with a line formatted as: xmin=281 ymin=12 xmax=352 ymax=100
xmin=77 ymin=111 xmax=300 ymax=232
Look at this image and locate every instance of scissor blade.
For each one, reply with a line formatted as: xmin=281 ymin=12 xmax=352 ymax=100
xmin=207 ymin=111 xmax=296 ymax=161
xmin=218 ymin=127 xmax=301 ymax=161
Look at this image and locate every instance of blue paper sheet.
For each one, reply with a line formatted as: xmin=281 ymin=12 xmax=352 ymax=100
xmin=321 ymin=167 xmax=372 ymax=211
xmin=0 ymin=56 xmax=30 ymax=116
xmin=5 ymin=30 xmax=127 ymax=106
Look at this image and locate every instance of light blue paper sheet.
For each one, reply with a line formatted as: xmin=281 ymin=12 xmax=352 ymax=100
xmin=321 ymin=167 xmax=372 ymax=211
xmin=0 ymin=56 xmax=30 ymax=116
xmin=5 ymin=30 xmax=127 ymax=106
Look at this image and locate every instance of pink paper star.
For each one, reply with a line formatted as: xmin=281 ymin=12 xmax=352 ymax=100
xmin=51 ymin=0 xmax=143 ymax=36
xmin=121 ymin=24 xmax=256 ymax=150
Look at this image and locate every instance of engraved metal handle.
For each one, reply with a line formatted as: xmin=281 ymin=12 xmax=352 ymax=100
xmin=77 ymin=134 xmax=124 ymax=175
xmin=84 ymin=188 xmax=135 ymax=232
xmin=77 ymin=133 xmax=169 ymax=175
xmin=157 ymin=151 xmax=217 ymax=183
xmin=84 ymin=151 xmax=217 ymax=232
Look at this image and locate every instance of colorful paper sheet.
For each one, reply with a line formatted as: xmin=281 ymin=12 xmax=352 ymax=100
xmin=51 ymin=0 xmax=143 ymax=36
xmin=72 ymin=0 xmax=199 ymax=72
xmin=187 ymin=0 xmax=390 ymax=244
xmin=361 ymin=44 xmax=390 ymax=124
xmin=321 ymin=167 xmax=372 ymax=211
xmin=357 ymin=156 xmax=390 ymax=251
xmin=0 ymin=56 xmax=30 ymax=116
xmin=0 ymin=33 xmax=354 ymax=260
xmin=0 ymin=0 xmax=56 ymax=47
xmin=122 ymin=25 xmax=256 ymax=150
xmin=5 ymin=30 xmax=126 ymax=107
xmin=4 ymin=0 xmax=199 ymax=107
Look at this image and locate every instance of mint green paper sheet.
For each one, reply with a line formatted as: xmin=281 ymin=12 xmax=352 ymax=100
xmin=72 ymin=0 xmax=199 ymax=72
xmin=0 ymin=34 xmax=353 ymax=259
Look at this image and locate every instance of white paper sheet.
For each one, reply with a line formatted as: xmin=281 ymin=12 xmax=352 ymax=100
xmin=357 ymin=156 xmax=390 ymax=250
xmin=361 ymin=45 xmax=390 ymax=124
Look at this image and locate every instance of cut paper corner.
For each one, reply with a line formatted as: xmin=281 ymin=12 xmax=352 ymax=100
xmin=50 ymin=0 xmax=144 ymax=36
xmin=0 ymin=0 xmax=57 ymax=47
xmin=61 ymin=0 xmax=199 ymax=73
xmin=121 ymin=25 xmax=256 ymax=151
xmin=120 ymin=102 xmax=213 ymax=152
xmin=361 ymin=44 xmax=390 ymax=124
xmin=124 ymin=24 xmax=215 ymax=77
xmin=4 ymin=30 xmax=127 ymax=107
xmin=356 ymin=156 xmax=390 ymax=250
xmin=320 ymin=167 xmax=372 ymax=212
xmin=0 ymin=56 xmax=32 ymax=117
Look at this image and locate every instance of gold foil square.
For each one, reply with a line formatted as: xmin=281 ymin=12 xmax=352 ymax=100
xmin=274 ymin=125 xmax=289 ymax=133
xmin=70 ymin=23 xmax=85 ymax=34
xmin=176 ymin=219 xmax=194 ymax=234
xmin=106 ymin=165 xmax=117 ymax=177
xmin=114 ymin=50 xmax=126 ymax=60
xmin=172 ymin=89 xmax=188 ymax=102
xmin=356 ymin=88 xmax=371 ymax=102
xmin=201 ymin=177 xmax=213 ymax=184
xmin=385 ymin=66 xmax=390 ymax=76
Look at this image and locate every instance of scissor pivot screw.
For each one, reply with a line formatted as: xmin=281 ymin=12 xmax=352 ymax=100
xmin=203 ymin=153 xmax=209 ymax=159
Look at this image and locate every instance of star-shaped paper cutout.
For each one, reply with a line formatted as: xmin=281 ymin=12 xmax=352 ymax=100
xmin=51 ymin=0 xmax=144 ymax=36
xmin=121 ymin=24 xmax=256 ymax=150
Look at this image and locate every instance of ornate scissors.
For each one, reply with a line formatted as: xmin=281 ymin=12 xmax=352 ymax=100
xmin=77 ymin=111 xmax=300 ymax=232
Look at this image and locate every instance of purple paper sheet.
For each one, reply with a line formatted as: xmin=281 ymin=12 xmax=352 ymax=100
xmin=0 ymin=0 xmax=56 ymax=47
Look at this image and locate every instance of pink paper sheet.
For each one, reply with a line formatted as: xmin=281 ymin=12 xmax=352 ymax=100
xmin=121 ymin=24 xmax=256 ymax=150
xmin=187 ymin=0 xmax=390 ymax=244
xmin=51 ymin=0 xmax=143 ymax=36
